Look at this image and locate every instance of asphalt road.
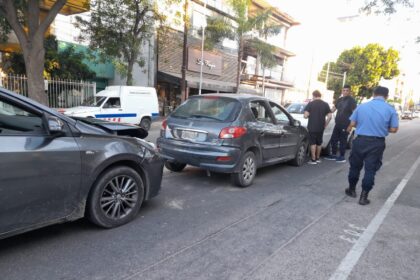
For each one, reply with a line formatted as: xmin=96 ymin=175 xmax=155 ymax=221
xmin=1 ymin=119 xmax=419 ymax=280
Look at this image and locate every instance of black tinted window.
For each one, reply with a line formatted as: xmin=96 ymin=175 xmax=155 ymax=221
xmin=0 ymin=99 xmax=44 ymax=134
xmin=172 ymin=96 xmax=240 ymax=122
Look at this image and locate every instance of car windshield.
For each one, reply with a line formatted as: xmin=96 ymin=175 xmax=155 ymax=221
xmin=81 ymin=96 xmax=107 ymax=107
xmin=172 ymin=96 xmax=240 ymax=122
xmin=286 ymin=103 xmax=306 ymax=114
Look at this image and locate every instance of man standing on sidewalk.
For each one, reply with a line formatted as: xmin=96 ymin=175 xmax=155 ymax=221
xmin=325 ymin=85 xmax=357 ymax=163
xmin=345 ymin=86 xmax=399 ymax=205
xmin=304 ymin=90 xmax=332 ymax=164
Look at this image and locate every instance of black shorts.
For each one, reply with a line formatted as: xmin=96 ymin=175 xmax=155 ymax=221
xmin=309 ymin=131 xmax=324 ymax=146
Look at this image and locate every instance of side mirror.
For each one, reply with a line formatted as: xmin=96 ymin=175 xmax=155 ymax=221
xmin=48 ymin=116 xmax=64 ymax=133
xmin=292 ymin=119 xmax=301 ymax=127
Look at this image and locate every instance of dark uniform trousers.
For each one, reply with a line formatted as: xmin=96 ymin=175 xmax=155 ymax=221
xmin=348 ymin=136 xmax=386 ymax=192
xmin=331 ymin=124 xmax=349 ymax=157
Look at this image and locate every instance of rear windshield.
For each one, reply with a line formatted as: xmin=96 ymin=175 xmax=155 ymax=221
xmin=286 ymin=103 xmax=306 ymax=114
xmin=172 ymin=96 xmax=241 ymax=122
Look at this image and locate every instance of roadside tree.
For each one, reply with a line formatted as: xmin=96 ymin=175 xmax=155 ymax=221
xmin=319 ymin=43 xmax=400 ymax=100
xmin=1 ymin=35 xmax=95 ymax=80
xmin=75 ymin=0 xmax=175 ymax=86
xmin=0 ymin=0 xmax=68 ymax=104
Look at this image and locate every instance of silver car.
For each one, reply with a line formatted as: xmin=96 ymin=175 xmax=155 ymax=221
xmin=0 ymin=88 xmax=163 ymax=239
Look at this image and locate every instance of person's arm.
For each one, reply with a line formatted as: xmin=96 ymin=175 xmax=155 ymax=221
xmin=325 ymin=113 xmax=332 ymax=127
xmin=331 ymin=105 xmax=336 ymax=113
xmin=303 ymin=103 xmax=311 ymax=119
xmin=389 ymin=110 xmax=399 ymax=133
xmin=347 ymin=120 xmax=356 ymax=133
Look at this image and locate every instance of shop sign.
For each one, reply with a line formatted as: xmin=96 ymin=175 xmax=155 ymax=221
xmin=188 ymin=48 xmax=222 ymax=76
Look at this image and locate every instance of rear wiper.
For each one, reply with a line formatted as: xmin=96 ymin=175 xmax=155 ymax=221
xmin=190 ymin=114 xmax=221 ymax=121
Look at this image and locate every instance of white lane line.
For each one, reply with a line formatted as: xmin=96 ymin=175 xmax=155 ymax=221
xmin=329 ymin=154 xmax=420 ymax=280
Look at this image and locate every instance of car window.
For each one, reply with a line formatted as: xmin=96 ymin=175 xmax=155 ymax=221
xmin=172 ymin=96 xmax=240 ymax=122
xmin=270 ymin=102 xmax=290 ymax=123
xmin=0 ymin=99 xmax=44 ymax=135
xmin=103 ymin=97 xmax=121 ymax=108
xmin=286 ymin=103 xmax=306 ymax=114
xmin=250 ymin=101 xmax=274 ymax=124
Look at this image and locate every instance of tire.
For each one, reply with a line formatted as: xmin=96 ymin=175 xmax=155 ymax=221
xmin=291 ymin=141 xmax=307 ymax=166
xmin=231 ymin=151 xmax=257 ymax=188
xmin=87 ymin=166 xmax=144 ymax=228
xmin=164 ymin=161 xmax=186 ymax=172
xmin=139 ymin=118 xmax=152 ymax=131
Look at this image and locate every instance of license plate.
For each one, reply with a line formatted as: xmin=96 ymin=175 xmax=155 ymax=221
xmin=181 ymin=130 xmax=199 ymax=140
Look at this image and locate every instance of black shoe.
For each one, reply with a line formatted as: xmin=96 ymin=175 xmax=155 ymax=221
xmin=345 ymin=187 xmax=357 ymax=198
xmin=359 ymin=190 xmax=370 ymax=205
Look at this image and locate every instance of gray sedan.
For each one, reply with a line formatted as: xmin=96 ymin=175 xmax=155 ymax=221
xmin=0 ymin=88 xmax=163 ymax=239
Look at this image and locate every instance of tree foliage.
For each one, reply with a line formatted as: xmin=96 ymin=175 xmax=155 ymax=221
xmin=319 ymin=43 xmax=400 ymax=100
xmin=206 ymin=0 xmax=281 ymax=91
xmin=0 ymin=0 xmax=68 ymax=104
xmin=361 ymin=0 xmax=413 ymax=14
xmin=75 ymin=0 xmax=174 ymax=86
xmin=1 ymin=35 xmax=95 ymax=80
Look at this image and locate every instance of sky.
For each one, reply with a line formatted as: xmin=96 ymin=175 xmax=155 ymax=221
xmin=268 ymin=0 xmax=420 ymax=97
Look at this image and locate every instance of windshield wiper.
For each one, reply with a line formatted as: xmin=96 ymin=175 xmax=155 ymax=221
xmin=190 ymin=114 xmax=221 ymax=121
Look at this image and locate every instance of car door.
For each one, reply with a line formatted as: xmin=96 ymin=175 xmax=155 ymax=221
xmin=98 ymin=97 xmax=124 ymax=122
xmin=0 ymin=96 xmax=81 ymax=234
xmin=249 ymin=100 xmax=282 ymax=160
xmin=269 ymin=102 xmax=300 ymax=158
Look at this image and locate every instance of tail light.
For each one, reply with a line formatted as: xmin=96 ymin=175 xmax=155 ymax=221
xmin=219 ymin=126 xmax=247 ymax=139
xmin=161 ymin=119 xmax=167 ymax=130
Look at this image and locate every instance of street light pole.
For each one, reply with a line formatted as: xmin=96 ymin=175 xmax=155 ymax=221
xmin=198 ymin=1 xmax=207 ymax=95
xmin=342 ymin=71 xmax=347 ymax=87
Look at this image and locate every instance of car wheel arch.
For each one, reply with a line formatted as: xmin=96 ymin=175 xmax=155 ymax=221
xmin=85 ymin=159 xmax=150 ymax=214
xmin=246 ymin=146 xmax=262 ymax=166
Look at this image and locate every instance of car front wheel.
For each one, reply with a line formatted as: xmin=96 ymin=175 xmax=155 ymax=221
xmin=231 ymin=151 xmax=256 ymax=188
xmin=87 ymin=166 xmax=144 ymax=228
xmin=291 ymin=141 xmax=307 ymax=166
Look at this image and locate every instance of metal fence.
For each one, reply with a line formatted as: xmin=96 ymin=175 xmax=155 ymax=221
xmin=0 ymin=74 xmax=96 ymax=108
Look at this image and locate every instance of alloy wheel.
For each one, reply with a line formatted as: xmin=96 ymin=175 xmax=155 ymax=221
xmin=100 ymin=175 xmax=139 ymax=220
xmin=242 ymin=156 xmax=256 ymax=184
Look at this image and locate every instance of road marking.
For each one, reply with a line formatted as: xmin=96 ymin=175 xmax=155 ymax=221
xmin=329 ymin=154 xmax=420 ymax=280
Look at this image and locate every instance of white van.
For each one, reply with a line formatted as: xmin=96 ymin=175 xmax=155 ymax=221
xmin=63 ymin=86 xmax=159 ymax=130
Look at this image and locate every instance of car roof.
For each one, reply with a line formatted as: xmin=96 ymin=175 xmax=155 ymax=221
xmin=190 ymin=93 xmax=269 ymax=101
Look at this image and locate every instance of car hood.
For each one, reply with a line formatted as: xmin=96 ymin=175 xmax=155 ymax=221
xmin=72 ymin=117 xmax=148 ymax=139
xmin=290 ymin=113 xmax=308 ymax=127
xmin=64 ymin=106 xmax=99 ymax=116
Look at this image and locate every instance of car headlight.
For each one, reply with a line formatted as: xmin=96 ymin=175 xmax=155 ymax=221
xmin=134 ymin=137 xmax=157 ymax=158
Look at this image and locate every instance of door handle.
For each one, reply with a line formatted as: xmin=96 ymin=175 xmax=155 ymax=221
xmin=118 ymin=109 xmax=123 ymax=111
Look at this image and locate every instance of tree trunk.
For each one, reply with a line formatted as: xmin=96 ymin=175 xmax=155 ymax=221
xmin=126 ymin=58 xmax=135 ymax=86
xmin=236 ymin=37 xmax=243 ymax=93
xmin=23 ymin=38 xmax=47 ymax=105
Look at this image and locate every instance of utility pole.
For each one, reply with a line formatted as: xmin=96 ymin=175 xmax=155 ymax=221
xmin=342 ymin=71 xmax=347 ymax=87
xmin=325 ymin=61 xmax=330 ymax=89
xmin=198 ymin=1 xmax=207 ymax=95
xmin=180 ymin=0 xmax=189 ymax=101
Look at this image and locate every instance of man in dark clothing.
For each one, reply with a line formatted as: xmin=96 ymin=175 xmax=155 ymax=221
xmin=325 ymin=85 xmax=357 ymax=163
xmin=304 ymin=90 xmax=332 ymax=165
xmin=345 ymin=86 xmax=399 ymax=205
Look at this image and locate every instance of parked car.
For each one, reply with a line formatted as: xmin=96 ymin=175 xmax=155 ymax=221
xmin=157 ymin=94 xmax=308 ymax=187
xmin=286 ymin=102 xmax=355 ymax=152
xmin=401 ymin=111 xmax=413 ymax=120
xmin=64 ymin=86 xmax=159 ymax=131
xmin=0 ymin=88 xmax=163 ymax=240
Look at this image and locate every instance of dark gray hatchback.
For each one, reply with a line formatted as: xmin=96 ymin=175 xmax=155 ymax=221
xmin=157 ymin=94 xmax=308 ymax=187
xmin=0 ymin=88 xmax=163 ymax=239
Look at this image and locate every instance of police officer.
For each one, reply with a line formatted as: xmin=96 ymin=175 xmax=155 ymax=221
xmin=345 ymin=86 xmax=399 ymax=205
